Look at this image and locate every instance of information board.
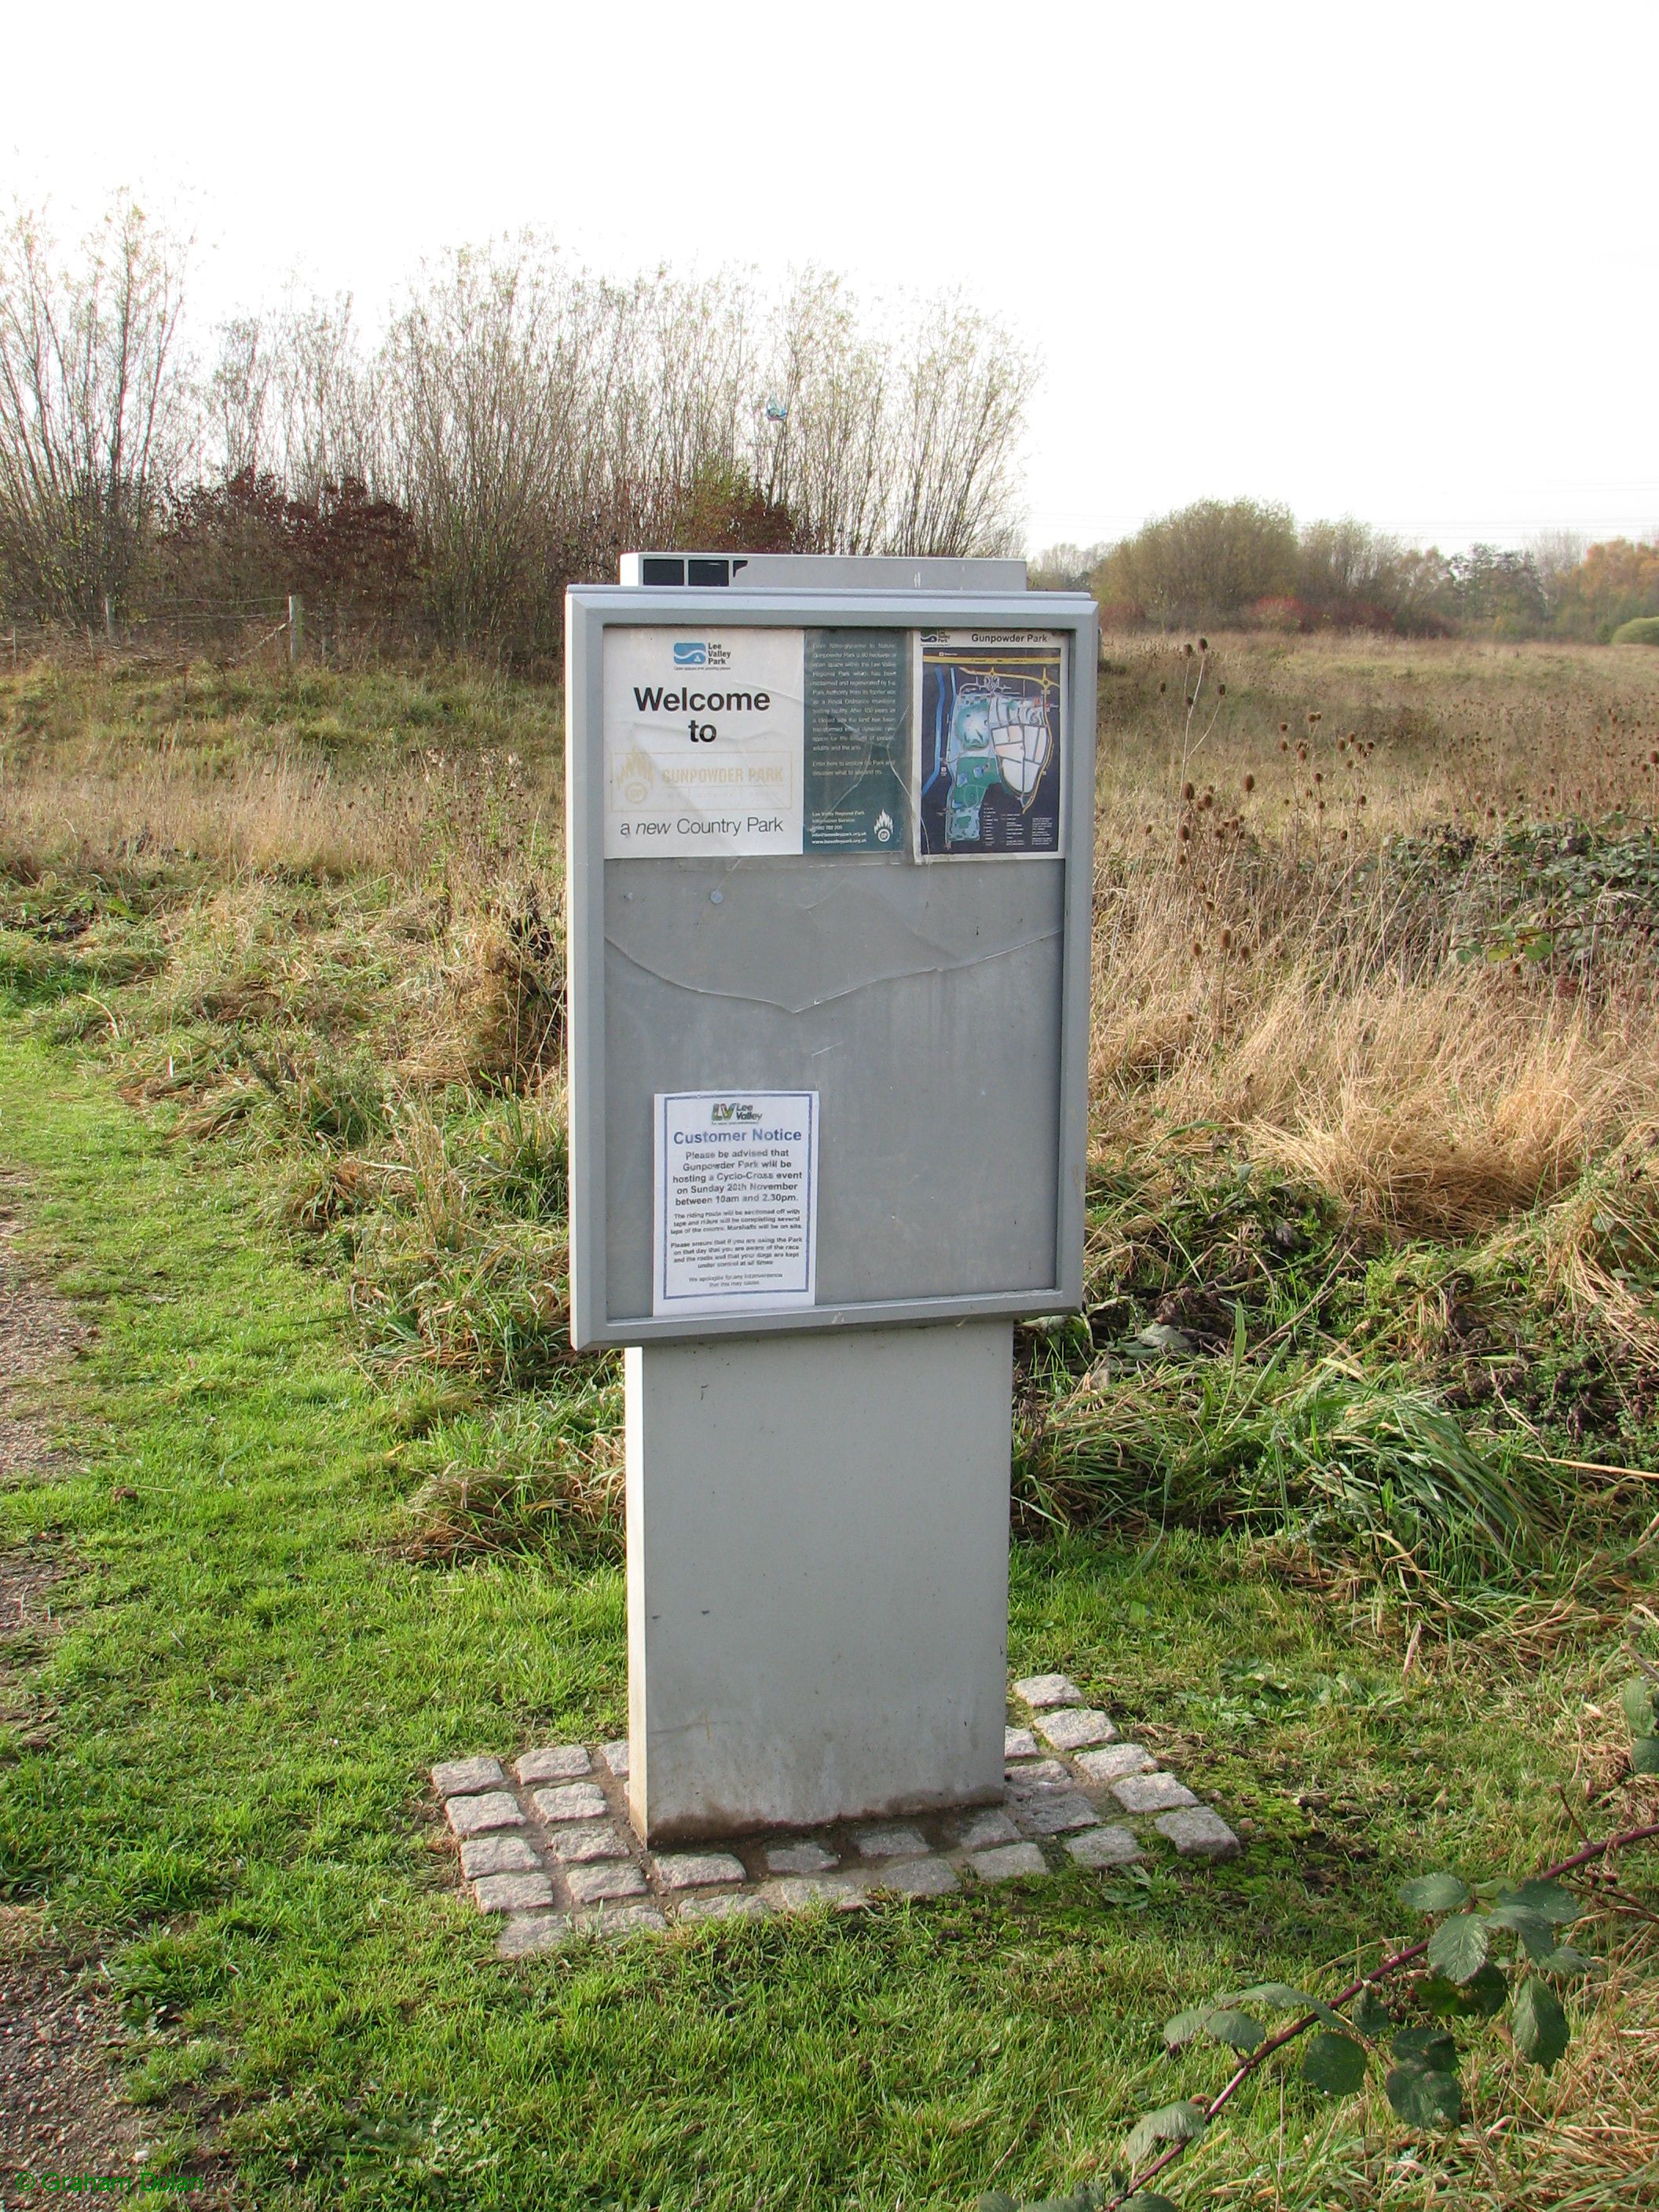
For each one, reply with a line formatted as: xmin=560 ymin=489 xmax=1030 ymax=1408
xmin=566 ymin=587 xmax=1097 ymax=1349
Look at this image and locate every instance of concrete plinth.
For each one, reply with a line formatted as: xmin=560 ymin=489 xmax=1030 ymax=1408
xmin=625 ymin=1320 xmax=1013 ymax=1844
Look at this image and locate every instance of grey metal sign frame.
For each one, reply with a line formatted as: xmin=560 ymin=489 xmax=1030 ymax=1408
xmin=565 ymin=585 xmax=1098 ymax=1349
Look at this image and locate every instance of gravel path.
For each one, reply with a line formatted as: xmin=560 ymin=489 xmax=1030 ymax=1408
xmin=0 ymin=1188 xmax=156 ymax=2193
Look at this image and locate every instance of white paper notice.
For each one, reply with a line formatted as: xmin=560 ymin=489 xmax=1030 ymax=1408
xmin=653 ymin=1091 xmax=819 ymax=1317
xmin=605 ymin=628 xmax=805 ymax=857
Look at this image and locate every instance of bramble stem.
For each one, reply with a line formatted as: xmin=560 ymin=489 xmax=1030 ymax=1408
xmin=1099 ymin=1816 xmax=1659 ymax=2210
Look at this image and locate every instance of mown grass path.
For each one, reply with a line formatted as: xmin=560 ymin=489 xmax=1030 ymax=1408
xmin=0 ymin=1024 xmax=1608 ymax=2209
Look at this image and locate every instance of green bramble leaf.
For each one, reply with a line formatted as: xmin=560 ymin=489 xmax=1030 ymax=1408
xmin=1421 ymin=1962 xmax=1507 ymax=2019
xmin=1485 ymin=1902 xmax=1558 ymax=1961
xmin=1386 ymin=2059 xmax=1463 ymax=2130
xmin=1498 ymin=1879 xmax=1580 ymax=1926
xmin=1393 ymin=2027 xmax=1457 ymax=2071
xmin=1620 ymin=1679 xmax=1657 ymax=1735
xmin=1221 ymin=1979 xmax=1315 ymax=2009
xmin=1302 ymin=2031 xmax=1368 ymax=2097
xmin=1349 ymin=1987 xmax=1393 ymax=2037
xmin=1202 ymin=2009 xmax=1264 ymax=2053
xmin=1511 ymin=1976 xmax=1570 ymax=2073
xmin=1632 ymin=1736 xmax=1659 ymax=1774
xmin=1222 ymin=1981 xmax=1348 ymax=2032
xmin=1125 ymin=2100 xmax=1209 ymax=2167
xmin=1400 ymin=1872 xmax=1470 ymax=1914
xmin=1426 ymin=1914 xmax=1491 ymax=1983
xmin=1162 ymin=2008 xmax=1210 ymax=2051
xmin=1537 ymin=1943 xmax=1598 ymax=1979
xmin=1386 ymin=2032 xmax=1462 ymax=2130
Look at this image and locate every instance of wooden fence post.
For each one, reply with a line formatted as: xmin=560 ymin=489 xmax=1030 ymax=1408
xmin=287 ymin=595 xmax=303 ymax=666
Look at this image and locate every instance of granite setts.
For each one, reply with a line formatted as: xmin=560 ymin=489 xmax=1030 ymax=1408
xmin=434 ymin=1684 xmax=1241 ymax=1956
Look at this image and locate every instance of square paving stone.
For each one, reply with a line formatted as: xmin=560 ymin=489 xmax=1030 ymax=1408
xmin=652 ymin=1851 xmax=747 ymax=1890
xmin=515 ymin=1745 xmax=591 ymax=1785
xmin=460 ymin=1833 xmax=540 ymax=1879
xmin=598 ymin=1739 xmax=629 ymax=1778
xmin=852 ymin=1822 xmax=928 ymax=1859
xmin=433 ymin=1756 xmax=506 ymax=1798
xmin=1005 ymin=1759 xmax=1070 ymax=1793
xmin=566 ymin=1859 xmax=648 ymax=1905
xmin=968 ymin=1842 xmax=1048 ymax=1882
xmin=496 ymin=1913 xmax=572 ymax=1958
xmin=676 ymin=1892 xmax=771 ymax=1925
xmin=1066 ymin=1826 xmax=1143 ymax=1868
xmin=474 ymin=1870 xmax=556 ymax=1915
xmin=876 ymin=1856 xmax=960 ymax=1897
xmin=446 ymin=1790 xmax=525 ymax=1837
xmin=1075 ymin=1743 xmax=1155 ymax=1783
xmin=1111 ymin=1773 xmax=1198 ymax=1815
xmin=954 ymin=1807 xmax=1021 ymax=1850
xmin=765 ymin=1840 xmax=839 ymax=1875
xmin=547 ymin=1822 xmax=630 ymax=1864
xmin=1035 ymin=1707 xmax=1116 ymax=1753
xmin=1155 ymin=1807 xmax=1241 ymax=1860
xmin=1013 ymin=1674 xmax=1082 ymax=1709
xmin=766 ymin=1875 xmax=870 ymax=1912
xmin=584 ymin=1902 xmax=668 ymax=1938
xmin=1012 ymin=1789 xmax=1098 ymax=1837
xmin=533 ymin=1782 xmax=610 ymax=1823
xmin=1004 ymin=1727 xmax=1040 ymax=1760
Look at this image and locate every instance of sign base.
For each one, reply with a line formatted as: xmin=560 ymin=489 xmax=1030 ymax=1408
xmin=625 ymin=1321 xmax=1013 ymax=1845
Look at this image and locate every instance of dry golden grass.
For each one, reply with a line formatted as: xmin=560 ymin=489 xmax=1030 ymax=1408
xmin=6 ymin=632 xmax=1659 ymax=1344
xmin=1087 ymin=632 xmax=1659 ymax=1253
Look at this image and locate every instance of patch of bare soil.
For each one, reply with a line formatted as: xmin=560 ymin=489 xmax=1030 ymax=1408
xmin=0 ymin=1908 xmax=151 ymax=2196
xmin=0 ymin=1192 xmax=180 ymax=2201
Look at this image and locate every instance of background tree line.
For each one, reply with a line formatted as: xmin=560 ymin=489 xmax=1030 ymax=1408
xmin=0 ymin=200 xmax=1035 ymax=664
xmin=1032 ymin=501 xmax=1659 ymax=642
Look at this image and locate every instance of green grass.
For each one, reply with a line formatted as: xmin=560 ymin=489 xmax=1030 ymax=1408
xmin=0 ymin=1023 xmax=1645 ymax=2210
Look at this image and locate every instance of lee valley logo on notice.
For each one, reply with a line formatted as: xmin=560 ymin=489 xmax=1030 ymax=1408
xmin=603 ymin=627 xmax=805 ymax=858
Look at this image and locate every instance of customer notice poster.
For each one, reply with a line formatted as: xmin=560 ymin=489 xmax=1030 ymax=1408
xmin=653 ymin=1091 xmax=819 ymax=1317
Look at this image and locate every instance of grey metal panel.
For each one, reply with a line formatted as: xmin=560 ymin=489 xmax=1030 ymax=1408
xmin=603 ymin=856 xmax=1063 ymax=1322
xmin=566 ymin=587 xmax=1098 ymax=1349
xmin=619 ymin=551 xmax=1027 ymax=591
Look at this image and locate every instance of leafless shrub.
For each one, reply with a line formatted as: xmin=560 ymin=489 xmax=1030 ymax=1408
xmin=0 ymin=198 xmax=190 ymax=622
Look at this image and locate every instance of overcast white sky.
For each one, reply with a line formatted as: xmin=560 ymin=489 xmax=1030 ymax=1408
xmin=5 ymin=0 xmax=1655 ymax=555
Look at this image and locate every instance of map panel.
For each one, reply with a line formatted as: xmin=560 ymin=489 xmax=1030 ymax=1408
xmin=914 ymin=632 xmax=1065 ymax=859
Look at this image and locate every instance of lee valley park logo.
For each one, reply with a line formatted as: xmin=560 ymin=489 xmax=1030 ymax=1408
xmin=709 ymin=1101 xmax=761 ymax=1123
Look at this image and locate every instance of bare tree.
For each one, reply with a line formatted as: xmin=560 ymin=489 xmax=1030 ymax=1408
xmin=1 ymin=201 xmax=1040 ymax=656
xmin=0 ymin=198 xmax=189 ymax=621
xmin=881 ymin=295 xmax=1034 ymax=557
xmin=205 ymin=314 xmax=271 ymax=481
xmin=1530 ymin=527 xmax=1588 ymax=620
xmin=755 ymin=276 xmax=1033 ymax=559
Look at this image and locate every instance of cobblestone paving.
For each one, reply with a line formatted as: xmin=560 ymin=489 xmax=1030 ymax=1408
xmin=433 ymin=1679 xmax=1241 ymax=1958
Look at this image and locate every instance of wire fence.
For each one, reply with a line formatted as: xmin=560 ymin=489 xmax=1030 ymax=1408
xmin=1 ymin=595 xmax=441 ymax=675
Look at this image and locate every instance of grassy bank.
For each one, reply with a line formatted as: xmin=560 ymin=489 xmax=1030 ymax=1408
xmin=2 ymin=1035 xmax=1654 ymax=2207
xmin=2 ymin=634 xmax=1659 ymax=2203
